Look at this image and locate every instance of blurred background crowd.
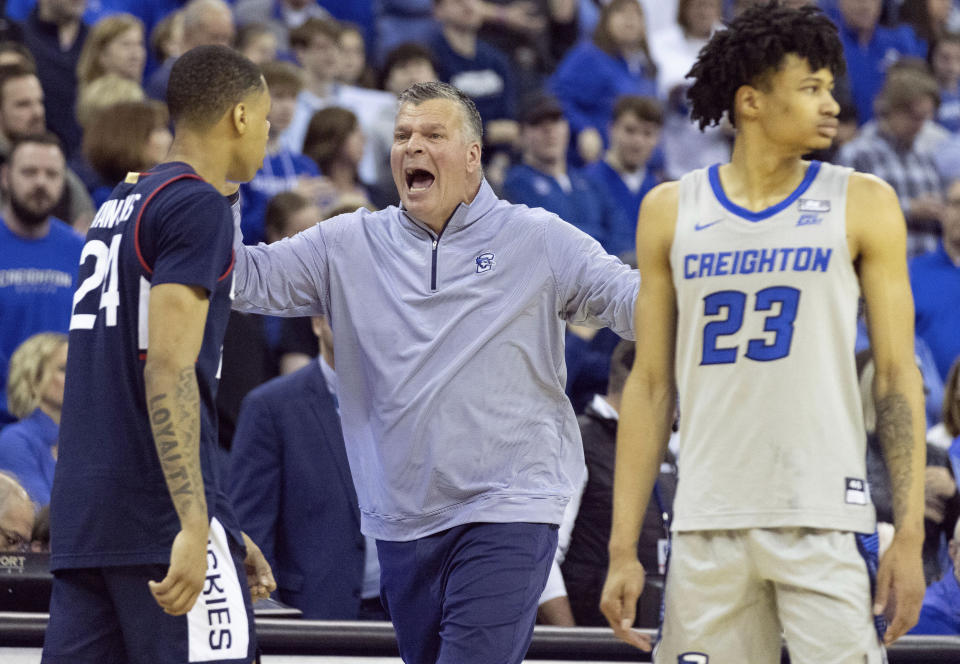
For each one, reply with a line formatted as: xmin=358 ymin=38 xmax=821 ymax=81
xmin=0 ymin=0 xmax=959 ymax=635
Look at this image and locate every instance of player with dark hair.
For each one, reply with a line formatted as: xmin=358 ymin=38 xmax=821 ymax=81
xmin=601 ymin=2 xmax=927 ymax=661
xmin=42 ymin=44 xmax=275 ymax=664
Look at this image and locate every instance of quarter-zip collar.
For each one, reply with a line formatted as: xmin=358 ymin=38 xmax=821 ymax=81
xmin=399 ymin=178 xmax=499 ymax=239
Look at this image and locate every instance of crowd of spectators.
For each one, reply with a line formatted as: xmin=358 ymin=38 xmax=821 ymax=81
xmin=0 ymin=0 xmax=958 ymax=635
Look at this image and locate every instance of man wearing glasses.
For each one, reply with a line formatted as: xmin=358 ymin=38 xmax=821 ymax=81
xmin=0 ymin=472 xmax=33 ymax=552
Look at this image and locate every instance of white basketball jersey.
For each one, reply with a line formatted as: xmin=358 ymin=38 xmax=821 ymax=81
xmin=669 ymin=161 xmax=874 ymax=533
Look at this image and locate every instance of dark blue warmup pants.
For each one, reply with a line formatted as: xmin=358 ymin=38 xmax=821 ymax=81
xmin=377 ymin=521 xmax=558 ymax=664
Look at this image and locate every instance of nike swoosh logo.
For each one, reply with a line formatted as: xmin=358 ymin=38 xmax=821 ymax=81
xmin=694 ymin=219 xmax=723 ymax=231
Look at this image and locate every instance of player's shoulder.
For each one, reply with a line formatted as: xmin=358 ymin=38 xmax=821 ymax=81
xmin=847 ymin=171 xmax=897 ymax=200
xmin=636 ymin=181 xmax=679 ymax=251
xmin=639 ymin=180 xmax=679 ymax=223
xmin=846 ymin=171 xmax=902 ymax=230
xmin=845 ymin=172 xmax=906 ymax=258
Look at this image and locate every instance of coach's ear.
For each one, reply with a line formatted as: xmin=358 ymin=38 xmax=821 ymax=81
xmin=231 ymin=102 xmax=249 ymax=136
xmin=0 ymin=163 xmax=8 ymax=192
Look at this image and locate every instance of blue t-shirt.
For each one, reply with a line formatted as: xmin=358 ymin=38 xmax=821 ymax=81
xmin=502 ymin=163 xmax=615 ymax=248
xmin=909 ymin=244 xmax=960 ymax=381
xmin=581 ymin=159 xmax=658 ymax=256
xmin=0 ymin=408 xmax=57 ymax=506
xmin=239 ymin=148 xmax=319 ymax=246
xmin=550 ymin=42 xmax=658 ymax=141
xmin=835 ymin=18 xmax=926 ymax=124
xmin=0 ymin=217 xmax=83 ymax=426
xmin=430 ymin=33 xmax=516 ymax=123
xmin=909 ymin=567 xmax=960 ymax=636
xmin=938 ymin=86 xmax=960 ymax=134
xmin=51 ymin=162 xmax=240 ymax=570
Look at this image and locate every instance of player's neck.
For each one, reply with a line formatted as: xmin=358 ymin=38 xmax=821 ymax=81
xmin=722 ymin=139 xmax=808 ymax=213
xmin=166 ymin=137 xmax=229 ymax=193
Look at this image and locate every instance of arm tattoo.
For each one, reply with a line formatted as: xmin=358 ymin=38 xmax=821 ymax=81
xmin=148 ymin=366 xmax=206 ymax=522
xmin=875 ymin=392 xmax=914 ymax=529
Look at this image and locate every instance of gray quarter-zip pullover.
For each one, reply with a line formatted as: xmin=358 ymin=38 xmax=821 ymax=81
xmin=232 ymin=180 xmax=639 ymax=540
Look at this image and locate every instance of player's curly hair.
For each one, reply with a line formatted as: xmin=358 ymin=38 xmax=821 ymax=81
xmin=687 ymin=1 xmax=845 ymax=130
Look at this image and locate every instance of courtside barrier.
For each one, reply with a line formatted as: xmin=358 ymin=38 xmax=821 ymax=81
xmin=2 ymin=613 xmax=960 ymax=661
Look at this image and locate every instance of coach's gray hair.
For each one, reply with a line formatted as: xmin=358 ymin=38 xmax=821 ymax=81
xmin=397 ymin=82 xmax=484 ymax=143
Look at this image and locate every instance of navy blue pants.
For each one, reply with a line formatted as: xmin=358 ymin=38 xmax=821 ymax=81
xmin=42 ymin=526 xmax=256 ymax=664
xmin=377 ymin=522 xmax=558 ymax=664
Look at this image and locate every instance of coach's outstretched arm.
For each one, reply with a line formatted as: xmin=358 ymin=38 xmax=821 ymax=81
xmin=546 ymin=215 xmax=640 ymax=338
xmin=231 ymin=197 xmax=329 ymax=316
xmin=143 ymin=283 xmax=213 ymax=615
xmin=600 ymin=183 xmax=679 ymax=651
xmin=849 ymin=173 xmax=927 ymax=644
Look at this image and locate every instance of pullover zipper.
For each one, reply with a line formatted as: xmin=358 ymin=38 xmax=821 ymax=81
xmin=430 ymin=220 xmax=449 ymax=291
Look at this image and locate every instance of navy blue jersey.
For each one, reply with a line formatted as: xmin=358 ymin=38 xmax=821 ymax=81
xmin=51 ymin=162 xmax=240 ymax=571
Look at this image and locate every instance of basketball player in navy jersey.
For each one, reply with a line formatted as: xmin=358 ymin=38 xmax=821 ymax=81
xmin=43 ymin=45 xmax=275 ymax=664
xmin=601 ymin=3 xmax=927 ymax=662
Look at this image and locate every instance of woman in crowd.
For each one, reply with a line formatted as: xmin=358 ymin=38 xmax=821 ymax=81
xmin=239 ymin=60 xmax=324 ymax=245
xmin=550 ymin=0 xmax=659 ymax=164
xmin=76 ymin=14 xmax=147 ymax=88
xmin=0 ymin=333 xmax=68 ymax=507
xmin=236 ymin=22 xmax=278 ymax=66
xmin=303 ymin=106 xmax=375 ymax=212
xmin=900 ymin=0 xmax=954 ymax=50
xmin=149 ymin=9 xmax=184 ymax=67
xmin=931 ymin=32 xmax=960 ymax=132
xmin=648 ymin=0 xmax=730 ymax=178
xmin=82 ymin=100 xmax=172 ymax=205
xmin=649 ymin=0 xmax=722 ymax=98
xmin=337 ymin=22 xmax=377 ymax=89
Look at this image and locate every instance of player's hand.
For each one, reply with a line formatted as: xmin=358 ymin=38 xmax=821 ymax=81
xmin=241 ymin=532 xmax=276 ymax=602
xmin=874 ymin=531 xmax=925 ymax=645
xmin=599 ymin=556 xmax=652 ymax=651
xmin=149 ymin=526 xmax=209 ymax=615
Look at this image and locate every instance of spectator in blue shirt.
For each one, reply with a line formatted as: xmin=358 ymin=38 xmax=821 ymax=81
xmin=910 ymin=177 xmax=960 ymax=382
xmin=240 ymin=60 xmax=322 ymax=245
xmin=0 ymin=134 xmax=82 ymax=426
xmin=909 ymin=518 xmax=960 ymax=635
xmin=145 ymin=0 xmax=235 ymax=102
xmin=582 ymin=95 xmax=662 ymax=257
xmin=429 ymin=0 xmax=519 ymax=148
xmin=502 ymin=93 xmax=617 ymax=245
xmin=0 ymin=332 xmax=66 ymax=506
xmin=551 ymin=0 xmax=659 ymax=165
xmin=931 ymin=32 xmax=960 ymax=132
xmin=21 ymin=0 xmax=89 ymax=159
xmin=834 ymin=0 xmax=926 ymax=124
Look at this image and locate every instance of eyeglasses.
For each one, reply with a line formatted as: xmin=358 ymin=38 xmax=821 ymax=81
xmin=0 ymin=526 xmax=29 ymax=552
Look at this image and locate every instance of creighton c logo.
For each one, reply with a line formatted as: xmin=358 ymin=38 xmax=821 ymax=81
xmin=475 ymin=252 xmax=495 ymax=273
xmin=679 ymin=653 xmax=709 ymax=664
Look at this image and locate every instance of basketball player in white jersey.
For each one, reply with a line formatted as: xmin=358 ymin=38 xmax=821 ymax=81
xmin=600 ymin=3 xmax=927 ymax=662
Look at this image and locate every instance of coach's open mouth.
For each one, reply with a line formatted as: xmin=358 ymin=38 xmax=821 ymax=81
xmin=405 ymin=168 xmax=435 ymax=192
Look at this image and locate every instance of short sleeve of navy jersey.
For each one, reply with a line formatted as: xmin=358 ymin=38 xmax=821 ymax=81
xmin=139 ymin=179 xmax=234 ymax=292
